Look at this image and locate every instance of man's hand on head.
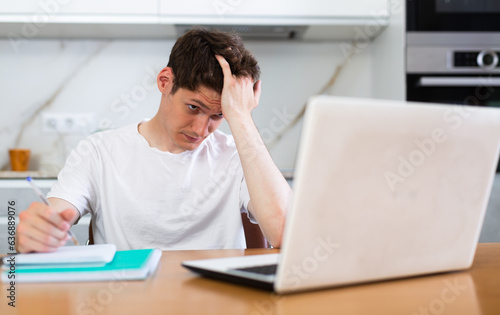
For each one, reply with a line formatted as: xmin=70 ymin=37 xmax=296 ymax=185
xmin=215 ymin=54 xmax=262 ymax=123
xmin=214 ymin=53 xmax=290 ymax=248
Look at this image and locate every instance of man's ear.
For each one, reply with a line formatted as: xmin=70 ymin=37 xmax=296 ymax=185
xmin=157 ymin=67 xmax=174 ymax=94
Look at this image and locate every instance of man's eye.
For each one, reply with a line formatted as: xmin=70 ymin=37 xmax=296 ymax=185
xmin=188 ymin=105 xmax=198 ymax=111
xmin=211 ymin=113 xmax=224 ymax=120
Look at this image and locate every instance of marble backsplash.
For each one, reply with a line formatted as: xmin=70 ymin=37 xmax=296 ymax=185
xmin=0 ymin=38 xmax=373 ymax=176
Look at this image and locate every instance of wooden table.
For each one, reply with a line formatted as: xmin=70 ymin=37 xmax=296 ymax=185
xmin=1 ymin=243 xmax=499 ymax=315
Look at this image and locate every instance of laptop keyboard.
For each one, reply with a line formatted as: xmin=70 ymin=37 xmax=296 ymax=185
xmin=234 ymin=264 xmax=278 ymax=275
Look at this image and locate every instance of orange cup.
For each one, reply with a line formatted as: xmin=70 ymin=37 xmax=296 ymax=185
xmin=9 ymin=149 xmax=31 ymax=171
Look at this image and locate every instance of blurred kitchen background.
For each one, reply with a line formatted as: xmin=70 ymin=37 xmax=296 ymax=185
xmin=1 ymin=0 xmax=499 ymax=251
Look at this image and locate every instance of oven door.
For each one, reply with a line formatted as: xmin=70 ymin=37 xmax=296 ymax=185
xmin=407 ymin=0 xmax=500 ymax=31
xmin=407 ymin=74 xmax=500 ymax=172
xmin=407 ymin=74 xmax=500 ymax=106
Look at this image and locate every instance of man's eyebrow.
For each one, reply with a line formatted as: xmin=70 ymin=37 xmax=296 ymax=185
xmin=188 ymin=99 xmax=222 ymax=114
xmin=188 ymin=99 xmax=210 ymax=110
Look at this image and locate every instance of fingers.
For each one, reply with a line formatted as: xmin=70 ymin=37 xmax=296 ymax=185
xmin=215 ymin=54 xmax=260 ymax=118
xmin=215 ymin=54 xmax=259 ymax=89
xmin=60 ymin=208 xmax=80 ymax=223
xmin=16 ymin=202 xmax=71 ymax=253
xmin=215 ymin=54 xmax=232 ymax=80
xmin=17 ymin=224 xmax=68 ymax=253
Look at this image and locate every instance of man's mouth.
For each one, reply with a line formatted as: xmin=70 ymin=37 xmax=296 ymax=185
xmin=183 ymin=133 xmax=202 ymax=142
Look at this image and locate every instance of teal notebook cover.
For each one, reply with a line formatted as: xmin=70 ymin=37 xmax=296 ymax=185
xmin=2 ymin=248 xmax=162 ymax=283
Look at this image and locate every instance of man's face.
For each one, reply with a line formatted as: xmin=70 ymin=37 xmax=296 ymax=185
xmin=159 ymin=85 xmax=224 ymax=153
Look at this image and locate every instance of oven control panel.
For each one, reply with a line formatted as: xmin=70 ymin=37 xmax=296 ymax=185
xmin=454 ymin=50 xmax=500 ymax=70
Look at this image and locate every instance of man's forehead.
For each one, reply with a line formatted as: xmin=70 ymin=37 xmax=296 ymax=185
xmin=176 ymin=85 xmax=222 ymax=109
xmin=197 ymin=88 xmax=221 ymax=106
xmin=189 ymin=85 xmax=221 ymax=110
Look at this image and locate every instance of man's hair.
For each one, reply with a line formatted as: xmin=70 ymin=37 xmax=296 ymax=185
xmin=167 ymin=28 xmax=260 ymax=95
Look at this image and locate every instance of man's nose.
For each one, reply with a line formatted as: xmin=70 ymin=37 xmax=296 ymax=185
xmin=192 ymin=115 xmax=210 ymax=137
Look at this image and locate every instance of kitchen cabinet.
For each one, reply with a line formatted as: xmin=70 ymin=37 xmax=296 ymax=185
xmin=0 ymin=0 xmax=161 ymax=39
xmin=160 ymin=0 xmax=390 ymax=40
xmin=160 ymin=0 xmax=388 ymax=19
xmin=0 ymin=0 xmax=158 ymax=19
xmin=0 ymin=0 xmax=389 ymax=40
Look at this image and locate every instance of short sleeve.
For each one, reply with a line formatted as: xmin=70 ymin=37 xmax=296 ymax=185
xmin=46 ymin=136 xmax=99 ymax=219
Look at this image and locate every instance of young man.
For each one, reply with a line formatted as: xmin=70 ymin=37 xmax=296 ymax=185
xmin=15 ymin=28 xmax=293 ymax=253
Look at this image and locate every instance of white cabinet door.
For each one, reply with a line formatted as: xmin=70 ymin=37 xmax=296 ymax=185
xmin=0 ymin=0 xmax=390 ymax=40
xmin=0 ymin=1 xmax=40 ymax=13
xmin=0 ymin=0 xmax=160 ymax=32
xmin=160 ymin=0 xmax=388 ymax=18
xmin=0 ymin=0 xmax=158 ymax=16
xmin=159 ymin=0 xmax=389 ymax=41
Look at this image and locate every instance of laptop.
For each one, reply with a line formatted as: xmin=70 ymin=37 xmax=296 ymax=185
xmin=182 ymin=95 xmax=500 ymax=294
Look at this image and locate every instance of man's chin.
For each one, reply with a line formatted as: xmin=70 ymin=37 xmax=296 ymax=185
xmin=174 ymin=133 xmax=207 ymax=152
xmin=178 ymin=140 xmax=203 ymax=152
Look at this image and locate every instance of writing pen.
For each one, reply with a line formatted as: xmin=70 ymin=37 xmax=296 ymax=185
xmin=26 ymin=176 xmax=80 ymax=246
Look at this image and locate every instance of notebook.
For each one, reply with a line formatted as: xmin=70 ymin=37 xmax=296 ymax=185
xmin=2 ymin=246 xmax=161 ymax=283
xmin=2 ymin=244 xmax=116 ymax=266
xmin=182 ymin=95 xmax=500 ymax=294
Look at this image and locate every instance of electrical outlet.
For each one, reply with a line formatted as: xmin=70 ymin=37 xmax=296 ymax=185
xmin=41 ymin=112 xmax=96 ymax=134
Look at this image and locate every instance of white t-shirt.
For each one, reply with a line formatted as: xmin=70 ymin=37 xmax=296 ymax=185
xmin=47 ymin=121 xmax=251 ymax=250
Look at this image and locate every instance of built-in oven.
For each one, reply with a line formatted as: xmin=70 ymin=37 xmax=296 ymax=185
xmin=406 ymin=32 xmax=500 ymax=106
xmin=406 ymin=1 xmax=500 ymax=171
xmin=407 ymin=0 xmax=500 ymax=32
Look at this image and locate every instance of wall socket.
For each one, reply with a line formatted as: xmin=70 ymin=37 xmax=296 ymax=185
xmin=41 ymin=112 xmax=97 ymax=134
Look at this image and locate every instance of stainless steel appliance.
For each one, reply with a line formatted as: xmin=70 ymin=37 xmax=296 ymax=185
xmin=406 ymin=1 xmax=500 ymax=171
xmin=406 ymin=32 xmax=500 ymax=106
xmin=407 ymin=0 xmax=500 ymax=32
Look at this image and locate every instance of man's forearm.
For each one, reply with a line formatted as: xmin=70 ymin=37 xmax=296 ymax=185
xmin=214 ymin=55 xmax=292 ymax=247
xmin=228 ymin=115 xmax=293 ymax=248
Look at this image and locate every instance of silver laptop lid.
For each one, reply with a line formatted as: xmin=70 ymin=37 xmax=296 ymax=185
xmin=275 ymin=96 xmax=500 ymax=293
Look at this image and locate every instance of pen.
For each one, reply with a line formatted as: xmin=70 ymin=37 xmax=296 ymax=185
xmin=26 ymin=176 xmax=80 ymax=246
